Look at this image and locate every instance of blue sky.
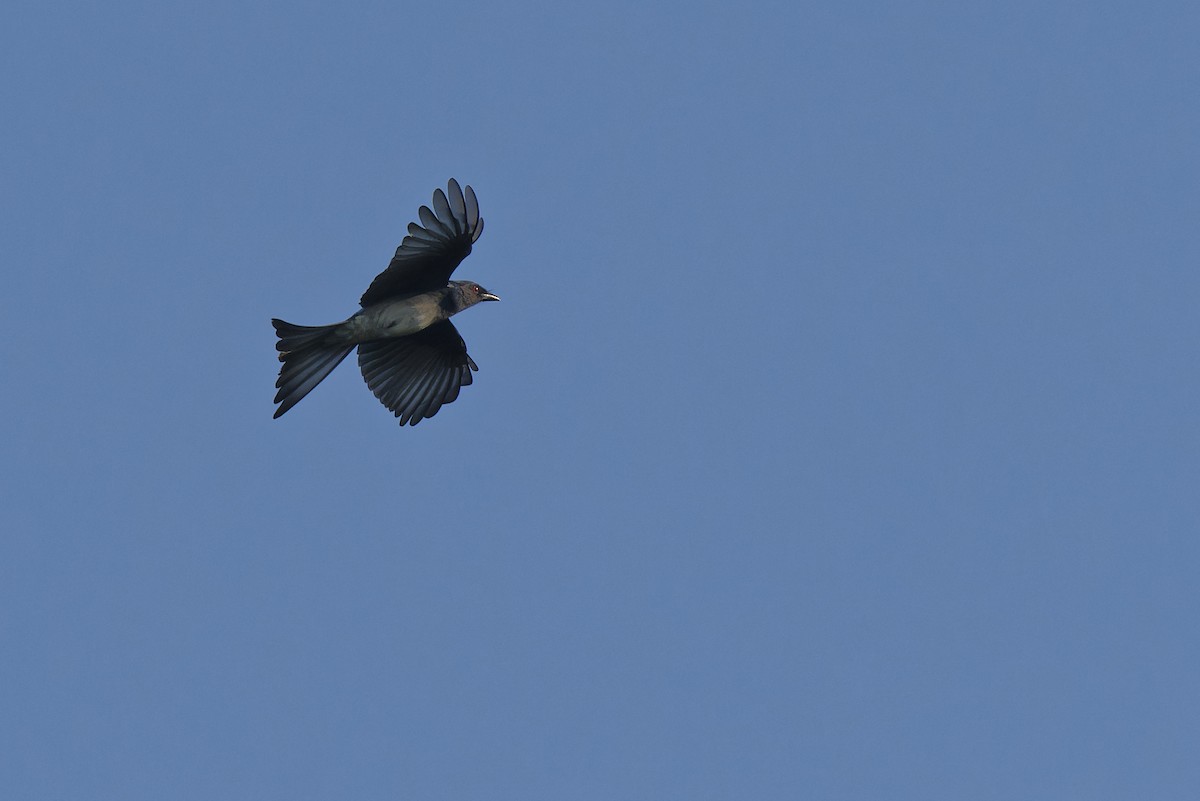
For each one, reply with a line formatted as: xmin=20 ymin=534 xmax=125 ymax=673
xmin=2 ymin=1 xmax=1197 ymax=798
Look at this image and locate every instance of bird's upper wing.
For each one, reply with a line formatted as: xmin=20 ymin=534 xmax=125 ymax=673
xmin=356 ymin=320 xmax=479 ymax=425
xmin=359 ymin=179 xmax=484 ymax=307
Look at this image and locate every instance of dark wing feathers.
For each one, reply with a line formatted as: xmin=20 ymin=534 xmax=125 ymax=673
xmin=448 ymin=183 xmax=466 ymax=218
xmin=357 ymin=320 xmax=479 ymax=426
xmin=359 ymin=179 xmax=484 ymax=306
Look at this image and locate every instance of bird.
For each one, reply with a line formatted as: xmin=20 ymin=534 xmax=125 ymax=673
xmin=272 ymin=179 xmax=499 ymax=425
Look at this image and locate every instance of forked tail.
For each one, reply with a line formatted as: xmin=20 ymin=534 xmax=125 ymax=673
xmin=271 ymin=319 xmax=355 ymax=418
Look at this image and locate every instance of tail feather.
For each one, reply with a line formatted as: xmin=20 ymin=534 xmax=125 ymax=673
xmin=272 ymin=318 xmax=355 ymax=418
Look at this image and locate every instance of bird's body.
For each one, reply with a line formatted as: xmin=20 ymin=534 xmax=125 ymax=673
xmin=272 ymin=180 xmax=499 ymax=425
xmin=345 ymin=286 xmax=458 ymax=340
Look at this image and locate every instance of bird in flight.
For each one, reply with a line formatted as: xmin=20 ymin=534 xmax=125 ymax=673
xmin=272 ymin=179 xmax=499 ymax=425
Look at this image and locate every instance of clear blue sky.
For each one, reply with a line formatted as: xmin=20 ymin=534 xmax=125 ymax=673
xmin=2 ymin=1 xmax=1197 ymax=798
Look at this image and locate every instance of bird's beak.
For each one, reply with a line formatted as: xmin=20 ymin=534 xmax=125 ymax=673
xmin=481 ymin=292 xmax=501 ymax=302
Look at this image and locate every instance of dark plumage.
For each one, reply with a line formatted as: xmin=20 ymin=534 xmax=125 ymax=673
xmin=272 ymin=179 xmax=499 ymax=425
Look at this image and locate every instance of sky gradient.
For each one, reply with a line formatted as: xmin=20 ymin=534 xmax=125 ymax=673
xmin=3 ymin=1 xmax=1198 ymax=798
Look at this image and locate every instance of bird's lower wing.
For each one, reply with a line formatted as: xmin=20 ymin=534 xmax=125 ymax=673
xmin=356 ymin=320 xmax=479 ymax=426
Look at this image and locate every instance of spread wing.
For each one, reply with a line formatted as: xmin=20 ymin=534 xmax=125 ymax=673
xmin=356 ymin=320 xmax=480 ymax=425
xmin=359 ymin=179 xmax=484 ymax=307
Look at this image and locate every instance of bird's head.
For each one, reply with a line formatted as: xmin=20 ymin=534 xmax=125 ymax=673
xmin=450 ymin=280 xmax=501 ymax=309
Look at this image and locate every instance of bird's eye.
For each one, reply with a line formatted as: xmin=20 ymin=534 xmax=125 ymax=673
xmin=472 ymin=285 xmax=480 ymax=293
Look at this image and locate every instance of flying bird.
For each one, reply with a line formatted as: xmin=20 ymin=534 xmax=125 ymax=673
xmin=272 ymin=179 xmax=499 ymax=425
